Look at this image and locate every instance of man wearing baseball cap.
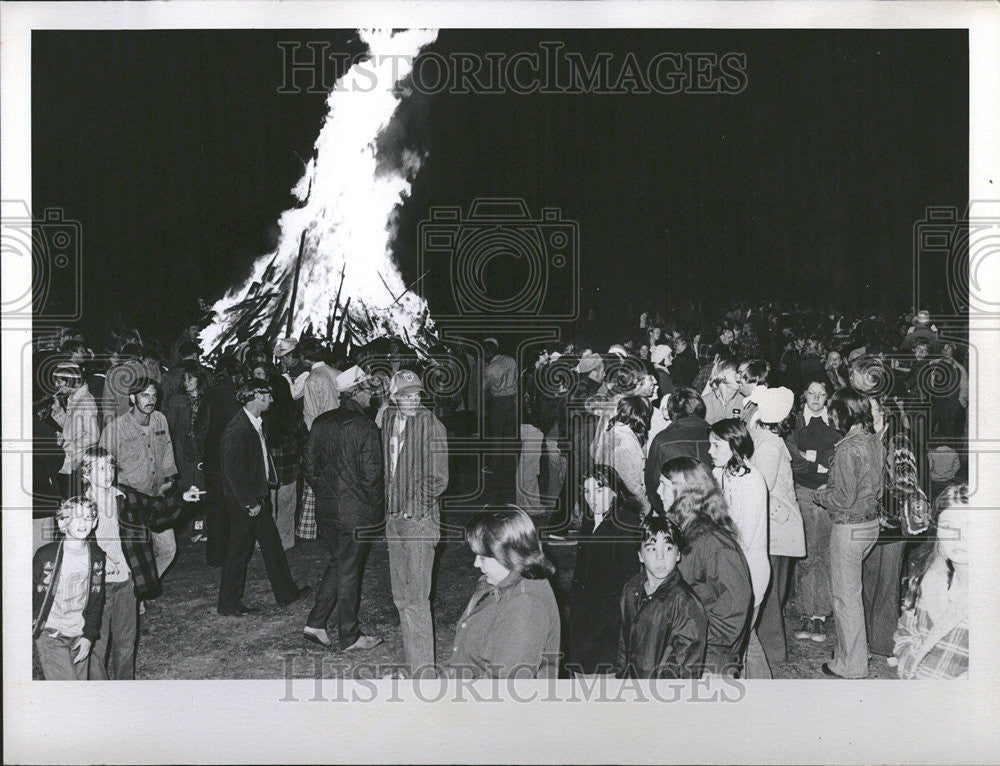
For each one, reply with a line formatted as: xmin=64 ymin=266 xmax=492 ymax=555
xmin=302 ymin=366 xmax=384 ymax=651
xmin=382 ymin=369 xmax=448 ymax=675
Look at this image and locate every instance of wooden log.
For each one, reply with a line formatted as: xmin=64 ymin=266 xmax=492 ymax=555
xmin=286 ymin=229 xmax=308 ymax=336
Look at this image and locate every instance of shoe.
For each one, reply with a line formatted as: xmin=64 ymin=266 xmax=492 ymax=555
xmin=793 ymin=617 xmax=813 ymax=641
xmin=820 ymin=663 xmax=845 ymax=679
xmin=343 ymin=634 xmax=383 ymax=652
xmin=809 ymin=618 xmax=828 ymax=643
xmin=218 ymin=603 xmax=261 ymax=616
xmin=303 ymin=627 xmax=332 ymax=647
xmin=278 ymin=585 xmax=312 ymax=607
xmin=142 ymin=599 xmax=163 ymax=615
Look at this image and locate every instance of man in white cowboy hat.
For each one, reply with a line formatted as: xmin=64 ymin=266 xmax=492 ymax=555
xmin=382 ymin=369 xmax=448 ymax=675
xmin=273 ymin=337 xmax=310 ymax=401
xmin=302 ymin=366 xmax=384 ymax=652
xmin=901 ymin=309 xmax=939 ymax=353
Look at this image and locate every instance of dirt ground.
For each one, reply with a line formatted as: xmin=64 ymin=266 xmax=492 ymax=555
xmin=34 ymin=506 xmax=895 ymax=681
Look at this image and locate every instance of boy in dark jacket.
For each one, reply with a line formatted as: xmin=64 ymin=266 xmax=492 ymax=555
xmin=32 ymin=496 xmax=107 ymax=680
xmin=617 ymin=516 xmax=708 ymax=678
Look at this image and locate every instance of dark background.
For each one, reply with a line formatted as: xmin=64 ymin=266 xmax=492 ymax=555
xmin=31 ymin=28 xmax=968 ymax=344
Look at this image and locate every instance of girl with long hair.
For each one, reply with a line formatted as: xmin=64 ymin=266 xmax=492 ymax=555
xmin=708 ymin=418 xmax=772 ymax=678
xmin=659 ymin=457 xmax=753 ymax=677
xmin=567 ymin=465 xmax=643 ymax=676
xmin=786 ymin=379 xmax=842 ymax=643
xmin=892 ymin=484 xmax=968 ymax=679
xmin=814 ymin=388 xmax=886 ymax=678
xmin=450 ymin=507 xmax=560 ymax=678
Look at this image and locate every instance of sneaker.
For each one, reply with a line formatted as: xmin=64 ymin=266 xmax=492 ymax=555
xmin=794 ymin=617 xmax=814 ymax=641
xmin=809 ymin=618 xmax=828 ymax=643
xmin=344 ymin=634 xmax=383 ymax=652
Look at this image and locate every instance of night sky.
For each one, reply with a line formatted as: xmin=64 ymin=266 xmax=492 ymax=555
xmin=31 ymin=28 xmax=968 ymax=344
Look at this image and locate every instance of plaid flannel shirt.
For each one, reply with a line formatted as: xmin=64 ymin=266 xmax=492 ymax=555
xmin=266 ymin=419 xmax=305 ymax=486
xmin=115 ymin=490 xmax=160 ymax=598
xmin=893 ymin=604 xmax=969 ymax=679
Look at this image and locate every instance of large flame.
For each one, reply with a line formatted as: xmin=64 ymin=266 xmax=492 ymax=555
xmin=199 ymin=28 xmax=439 ymax=356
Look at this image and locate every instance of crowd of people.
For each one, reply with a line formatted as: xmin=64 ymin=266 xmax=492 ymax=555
xmin=30 ymin=301 xmax=969 ymax=680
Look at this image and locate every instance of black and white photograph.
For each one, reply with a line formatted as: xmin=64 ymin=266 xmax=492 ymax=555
xmin=3 ymin=1 xmax=999 ymax=763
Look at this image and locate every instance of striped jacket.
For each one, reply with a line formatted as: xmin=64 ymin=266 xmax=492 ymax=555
xmin=382 ymin=405 xmax=448 ymax=522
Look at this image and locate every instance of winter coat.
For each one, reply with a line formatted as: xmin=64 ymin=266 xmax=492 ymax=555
xmin=382 ymin=405 xmax=449 ymax=522
xmin=678 ymin=521 xmax=753 ymax=673
xmin=616 ymin=568 xmax=708 ymax=678
xmin=303 ymin=397 xmax=385 ymax=529
xmin=750 ymin=427 xmax=806 ymax=558
xmin=716 ymin=464 xmax=771 ymax=606
xmin=644 ymin=416 xmax=712 ymax=514
xmin=567 ymin=509 xmax=641 ymax=673
xmin=165 ymin=391 xmax=210 ymax=491
xmin=450 ymin=572 xmax=560 ymax=679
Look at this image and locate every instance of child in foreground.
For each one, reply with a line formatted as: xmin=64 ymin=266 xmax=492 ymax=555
xmin=32 ymin=496 xmax=107 ymax=680
xmin=616 ymin=515 xmax=708 ymax=678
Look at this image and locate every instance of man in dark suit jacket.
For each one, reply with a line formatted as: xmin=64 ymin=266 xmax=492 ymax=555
xmin=302 ymin=366 xmax=385 ymax=651
xmin=217 ymin=377 xmax=309 ymax=616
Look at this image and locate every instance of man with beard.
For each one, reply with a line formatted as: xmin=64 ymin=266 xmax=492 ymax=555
xmin=99 ymin=377 xmax=178 ymax=609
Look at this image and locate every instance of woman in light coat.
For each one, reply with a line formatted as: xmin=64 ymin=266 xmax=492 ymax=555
xmin=748 ymin=387 xmax=805 ymax=666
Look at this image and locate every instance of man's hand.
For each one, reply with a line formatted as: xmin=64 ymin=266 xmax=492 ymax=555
xmin=156 ymin=478 xmax=176 ymax=496
xmin=71 ymin=636 xmax=92 ymax=664
xmin=248 ymin=504 xmax=261 ymax=517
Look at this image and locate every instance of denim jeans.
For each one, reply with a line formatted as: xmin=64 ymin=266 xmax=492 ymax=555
xmin=862 ymin=539 xmax=906 ymax=656
xmin=387 ymin=514 xmax=439 ymax=673
xmin=828 ymin=519 xmax=880 ymax=678
xmin=273 ymin=482 xmax=297 ymax=551
xmin=795 ymin=485 xmax=833 ymax=618
xmin=516 ymin=424 xmax=564 ymax=512
xmin=35 ymin=631 xmax=107 ymax=680
xmin=92 ymin=578 xmax=138 ymax=679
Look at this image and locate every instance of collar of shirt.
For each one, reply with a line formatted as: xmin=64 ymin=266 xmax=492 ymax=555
xmin=803 ymin=407 xmax=829 ymax=426
xmin=243 ymin=406 xmax=263 ymax=433
xmin=69 ymin=384 xmax=90 ymax=405
xmin=480 ymin=570 xmax=524 ymax=604
xmin=311 ymin=361 xmax=325 ymax=370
